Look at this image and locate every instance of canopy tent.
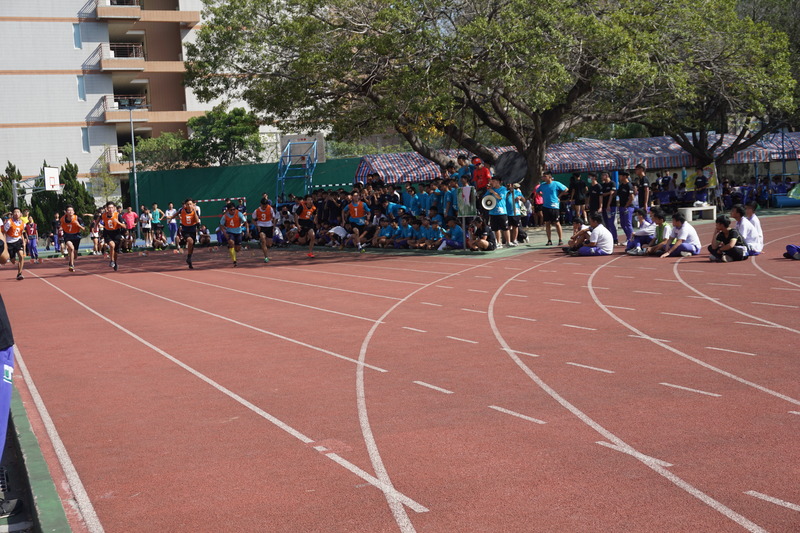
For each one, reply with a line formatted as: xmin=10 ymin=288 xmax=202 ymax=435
xmin=756 ymin=131 xmax=800 ymax=161
xmin=354 ymin=134 xmax=793 ymax=184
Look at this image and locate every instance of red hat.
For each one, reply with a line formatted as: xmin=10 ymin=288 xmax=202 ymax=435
xmin=472 ymin=157 xmax=482 ymax=165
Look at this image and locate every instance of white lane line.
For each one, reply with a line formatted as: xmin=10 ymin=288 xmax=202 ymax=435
xmin=446 ymin=336 xmax=478 ymax=344
xmin=787 ymin=276 xmax=800 ymax=280
xmin=488 ymin=262 xmax=768 ymax=532
xmin=513 ymin=350 xmax=541 ymax=358
xmin=661 ymin=312 xmax=702 ymax=319
xmin=475 ymin=275 xmax=493 ymax=279
xmin=81 ymin=271 xmax=388 ymax=373
xmin=659 ymin=383 xmax=721 ymax=398
xmin=437 ymin=285 xmax=454 ymax=289
xmin=582 ymin=285 xmax=609 ymax=290
xmin=539 ymin=270 xmax=557 ymax=273
xmin=654 ymin=278 xmax=679 ymax=283
xmin=30 ymin=275 xmax=424 ymax=515
xmin=221 ymin=270 xmax=403 ymax=300
xmin=504 ymin=267 xmax=523 ymax=270
xmin=550 ymin=299 xmax=581 ymax=304
xmin=615 ymin=275 xmax=634 ymax=279
xmin=468 ymin=289 xmax=489 ymax=293
xmin=488 ymin=405 xmax=546 ymax=425
xmin=688 ymin=295 xmax=719 ymax=300
xmin=402 ymin=327 xmax=427 ymax=333
xmin=15 ymin=347 xmax=105 ymax=533
xmin=744 ymin=491 xmax=800 ymax=512
xmin=629 ymin=334 xmax=671 ymax=343
xmin=542 ymin=281 xmax=565 ymax=286
xmin=566 ymin=362 xmax=614 ymax=374
xmin=772 ymin=287 xmax=800 ymax=291
xmin=636 ymin=266 xmax=657 ymax=270
xmin=420 ymin=302 xmax=442 ymax=307
xmin=607 ymin=305 xmax=636 ymax=311
xmin=507 ymin=315 xmax=537 ymax=322
xmin=511 ymin=279 xmax=527 ymax=283
xmin=727 ymin=273 xmax=756 ymax=277
xmin=462 ymin=308 xmax=487 ymax=314
xmin=705 ymin=347 xmax=757 ymax=357
xmin=682 ymin=269 xmax=707 ymax=273
xmin=314 ymin=445 xmax=328 ymax=452
xmin=634 ymin=290 xmax=662 ymax=295
xmin=735 ymin=321 xmax=781 ymax=328
xmin=147 ymin=270 xmax=381 ymax=323
xmin=708 ymin=282 xmax=742 ymax=287
xmin=596 ymin=441 xmax=672 ymax=468
xmin=562 ymin=324 xmax=597 ymax=331
xmin=561 ymin=262 xmax=582 ymax=266
xmin=506 ymin=294 xmax=528 ymax=298
xmin=789 ymin=411 xmax=800 ymax=416
xmin=751 ymin=301 xmax=799 ymax=309
xmin=573 ymin=272 xmax=591 ymax=276
xmin=282 ymin=267 xmax=426 ymax=285
xmin=413 ymin=381 xmax=454 ymax=394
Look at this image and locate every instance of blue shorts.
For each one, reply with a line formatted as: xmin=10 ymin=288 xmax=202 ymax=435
xmin=226 ymin=232 xmax=243 ymax=245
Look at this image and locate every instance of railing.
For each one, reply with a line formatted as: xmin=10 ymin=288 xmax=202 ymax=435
xmin=103 ymin=0 xmax=141 ymax=6
xmin=108 ymin=43 xmax=144 ymax=59
xmin=103 ymin=94 xmax=149 ymax=112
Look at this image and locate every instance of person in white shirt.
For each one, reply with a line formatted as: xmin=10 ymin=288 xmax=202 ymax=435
xmin=661 ymin=212 xmax=701 ymax=257
xmin=164 ymin=202 xmax=178 ymax=245
xmin=625 ymin=208 xmax=655 ymax=252
xmin=731 ymin=204 xmax=762 ymax=255
xmin=744 ymin=202 xmax=764 ymax=253
xmin=573 ymin=213 xmax=613 ymax=256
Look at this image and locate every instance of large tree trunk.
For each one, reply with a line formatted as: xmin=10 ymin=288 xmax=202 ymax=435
xmin=520 ymin=143 xmax=546 ymax=197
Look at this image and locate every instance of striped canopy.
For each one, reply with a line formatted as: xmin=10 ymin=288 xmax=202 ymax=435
xmin=756 ymin=131 xmax=800 ymax=161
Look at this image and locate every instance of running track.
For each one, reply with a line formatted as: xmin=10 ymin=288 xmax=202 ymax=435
xmin=2 ymin=214 xmax=799 ymax=532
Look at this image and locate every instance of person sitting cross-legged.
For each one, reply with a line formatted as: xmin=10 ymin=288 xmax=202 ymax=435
xmin=570 ymin=213 xmax=613 ymax=256
xmin=625 ymin=208 xmax=655 ymax=254
xmin=708 ymin=214 xmax=748 ymax=262
xmin=562 ymin=218 xmax=590 ymax=254
xmin=660 ymin=212 xmax=701 ymax=258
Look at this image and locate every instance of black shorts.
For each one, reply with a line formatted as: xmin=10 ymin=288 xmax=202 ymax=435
xmin=534 ymin=204 xmax=543 ymax=213
xmin=542 ymin=207 xmax=560 ymax=223
xmin=181 ymin=225 xmax=198 ymax=242
xmin=226 ymin=232 xmax=243 ymax=245
xmin=507 ymin=216 xmax=520 ymax=228
xmin=141 ymin=227 xmax=151 ymax=234
xmin=103 ymin=229 xmax=123 ymax=245
xmin=298 ymin=220 xmax=316 ymax=237
xmin=7 ymin=240 xmax=23 ymax=258
xmin=63 ymin=233 xmax=81 ymax=249
xmin=258 ymin=226 xmax=274 ymax=239
xmin=489 ymin=214 xmax=509 ymax=231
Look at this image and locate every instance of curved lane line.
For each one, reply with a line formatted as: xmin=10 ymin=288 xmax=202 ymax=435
xmin=487 ymin=256 xmax=769 ymax=533
xmin=750 ymin=232 xmax=800 ymax=289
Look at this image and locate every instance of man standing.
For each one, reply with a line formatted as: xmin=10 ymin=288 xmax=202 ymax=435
xmin=572 ymin=213 xmax=613 ymax=256
xmin=252 ymin=197 xmax=276 ymax=263
xmin=3 ymin=208 xmax=27 ymax=280
xmin=633 ymin=164 xmax=650 ymax=211
xmin=661 ymin=212 xmax=701 ymax=258
xmin=538 ymin=171 xmax=568 ymax=246
xmin=600 ymin=171 xmax=619 ymax=245
xmin=164 ymin=202 xmax=178 ymax=245
xmin=121 ymin=206 xmax=138 ymax=244
xmin=484 ymin=177 xmax=512 ymax=248
xmin=587 ymin=172 xmax=602 ymax=218
xmin=24 ymin=215 xmax=39 ymax=264
xmin=617 ymin=171 xmax=635 ymax=243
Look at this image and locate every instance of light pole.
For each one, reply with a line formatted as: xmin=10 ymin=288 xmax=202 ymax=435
xmin=121 ymin=97 xmax=145 ymax=243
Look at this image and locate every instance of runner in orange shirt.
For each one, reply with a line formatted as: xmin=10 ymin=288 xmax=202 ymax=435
xmin=294 ymin=195 xmax=318 ymax=258
xmin=3 ymin=208 xmax=27 ymax=280
xmin=101 ymin=202 xmax=126 ymax=271
xmin=178 ymin=198 xmax=201 ymax=269
xmin=60 ymin=206 xmax=85 ymax=273
xmin=252 ymin=197 xmax=276 ymax=263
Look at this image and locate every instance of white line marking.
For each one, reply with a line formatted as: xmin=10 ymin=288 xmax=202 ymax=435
xmin=708 ymin=282 xmax=742 ymax=287
xmin=629 ymin=335 xmax=671 ymax=343
xmin=513 ymin=350 xmax=541 ymax=358
xmin=735 ymin=321 xmax=780 ymax=328
xmin=29 ymin=275 xmax=424 ymax=516
xmin=488 ymin=259 xmax=768 ymax=532
xmin=446 ymin=336 xmax=478 ymax=344
xmin=659 ymin=383 xmax=721 ymax=397
xmin=539 ymin=270 xmax=557 ymax=273
xmin=581 ymin=285 xmax=609 ymax=290
xmin=462 ymin=308 xmax=487 ymax=314
xmin=566 ymin=362 xmax=614 ymax=374
xmin=562 ymin=324 xmax=597 ymax=331
xmin=15 ymin=347 xmax=105 ymax=533
xmin=573 ymin=272 xmax=591 ymax=276
xmin=542 ymin=282 xmax=565 ymax=286
xmin=402 ymin=327 xmax=427 ymax=333
xmin=636 ymin=266 xmax=657 ymax=270
xmin=314 ymin=445 xmax=328 ymax=452
xmin=220 ymin=270 xmax=402 ymax=300
xmin=596 ymin=441 xmax=673 ymax=468
xmin=504 ymin=267 xmax=523 ymax=270
xmin=705 ymin=347 xmax=757 ymax=357
xmin=751 ymin=301 xmax=799 ymax=309
xmin=789 ymin=411 xmax=800 ymax=416
xmin=607 ymin=305 xmax=636 ymax=311
xmin=550 ymin=299 xmax=581 ymax=304
xmin=282 ymin=267 xmax=426 ymax=285
xmin=682 ymin=269 xmax=707 ymax=273
xmin=413 ymin=381 xmax=454 ymax=394
xmin=727 ymin=273 xmax=756 ymax=276
xmin=654 ymin=279 xmax=679 ymax=283
xmin=80 ymin=271 xmax=388 ymax=372
xmin=772 ymin=287 xmax=800 ymax=291
xmin=688 ymin=295 xmax=719 ymax=300
xmin=633 ymin=290 xmax=662 ymax=295
xmin=744 ymin=491 xmax=800 ymax=512
xmin=488 ymin=405 xmax=546 ymax=425
xmin=661 ymin=312 xmax=702 ymax=319
xmin=561 ymin=262 xmax=582 ymax=266
xmin=615 ymin=275 xmax=634 ymax=279
xmin=475 ymin=275 xmax=493 ymax=279
xmin=437 ymin=285 xmax=454 ymax=289
xmin=420 ymin=302 xmax=442 ymax=307
xmin=787 ymin=276 xmax=800 ymax=280
xmin=467 ymin=289 xmax=489 ymax=293
xmin=507 ymin=315 xmax=537 ymax=322
xmin=506 ymin=294 xmax=528 ymax=298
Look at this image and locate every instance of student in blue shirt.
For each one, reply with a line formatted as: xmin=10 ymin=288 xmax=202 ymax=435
xmin=374 ymin=218 xmax=394 ymax=248
xmin=444 ymin=180 xmax=460 ymax=217
xmin=428 ymin=219 xmax=445 ymax=249
xmin=408 ymin=219 xmax=424 ymax=248
xmin=428 ymin=206 xmax=444 ymax=226
xmin=507 ymin=183 xmax=524 ymax=244
xmin=539 ymin=171 xmax=569 ymax=246
xmin=405 ymin=186 xmax=421 ymax=216
xmin=418 ymin=189 xmax=430 ymax=215
xmin=381 ymin=199 xmax=408 ymax=221
xmin=484 ymin=177 xmax=512 ymax=248
xmin=394 ymin=217 xmax=415 ymax=248
xmin=438 ymin=217 xmax=465 ymax=250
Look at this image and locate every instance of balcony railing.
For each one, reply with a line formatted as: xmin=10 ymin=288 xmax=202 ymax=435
xmin=103 ymin=95 xmax=149 ymax=123
xmin=96 ymin=0 xmax=141 ymax=19
xmin=108 ymin=43 xmax=144 ymax=58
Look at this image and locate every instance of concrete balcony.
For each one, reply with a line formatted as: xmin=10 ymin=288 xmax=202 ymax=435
xmin=103 ymin=95 xmax=149 ymax=123
xmin=140 ymin=10 xmax=201 ymax=27
xmin=99 ymin=43 xmax=145 ymax=72
xmin=96 ymin=0 xmax=141 ymax=20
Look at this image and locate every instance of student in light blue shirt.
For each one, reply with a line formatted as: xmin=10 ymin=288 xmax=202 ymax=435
xmin=507 ymin=183 xmax=524 ymax=244
xmin=438 ymin=217 xmax=465 ymax=250
xmin=428 ymin=206 xmax=444 ymax=226
xmin=428 ymin=220 xmax=445 ymax=249
xmin=484 ymin=177 xmax=512 ymax=247
xmin=394 ymin=217 xmax=414 ymax=248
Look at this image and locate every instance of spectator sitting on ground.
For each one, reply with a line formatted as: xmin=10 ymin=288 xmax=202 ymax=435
xmin=571 ymin=213 xmax=613 ymax=256
xmin=373 ymin=218 xmax=394 ymax=248
xmin=625 ymin=208 xmax=655 ymax=253
xmin=708 ymin=214 xmax=748 ymax=262
xmin=563 ymin=218 xmax=590 ymax=254
xmin=783 ymin=245 xmax=800 ymax=260
xmin=744 ymin=201 xmax=764 ymax=253
xmin=152 ymin=227 xmax=167 ymax=250
xmin=468 ymin=217 xmax=496 ymax=251
xmin=661 ymin=212 xmax=701 ymax=258
xmin=637 ymin=208 xmax=672 ymax=256
xmin=731 ymin=204 xmax=761 ymax=256
xmin=438 ymin=217 xmax=465 ymax=250
xmin=197 ymin=225 xmax=211 ymax=247
xmin=428 ymin=206 xmax=444 ymax=226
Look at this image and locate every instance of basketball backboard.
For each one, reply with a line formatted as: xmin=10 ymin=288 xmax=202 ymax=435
xmin=44 ymin=167 xmax=61 ymax=192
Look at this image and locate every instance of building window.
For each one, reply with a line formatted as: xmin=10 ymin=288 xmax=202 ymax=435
xmin=77 ymin=76 xmax=86 ymax=101
xmin=73 ymin=23 xmax=82 ymax=49
xmin=81 ymin=127 xmax=90 ymax=153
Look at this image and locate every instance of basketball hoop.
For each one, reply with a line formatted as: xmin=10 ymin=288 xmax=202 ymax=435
xmin=44 ymin=167 xmax=61 ymax=192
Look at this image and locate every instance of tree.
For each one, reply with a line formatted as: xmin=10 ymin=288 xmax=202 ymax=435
xmin=185 ymin=105 xmax=264 ymax=166
xmin=30 ymin=161 xmax=60 ymax=235
xmin=58 ymin=160 xmax=97 ymax=224
xmin=0 ymin=163 xmax=27 ymax=212
xmin=120 ymin=132 xmax=189 ymax=172
xmin=91 ymin=148 xmax=121 ymax=203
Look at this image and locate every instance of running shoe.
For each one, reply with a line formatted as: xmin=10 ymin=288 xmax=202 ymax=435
xmin=233 ymin=260 xmax=237 ymax=267
xmin=187 ymin=255 xmax=194 ymax=269
xmin=360 ymin=247 xmax=366 ymax=253
xmin=113 ymin=261 xmax=118 ymax=271
xmin=546 ymin=240 xmax=552 ymax=246
xmin=307 ymin=252 xmax=315 ymax=258
xmin=109 ymin=260 xmax=114 ymax=268
xmin=0 ymin=498 xmax=22 ymax=519
xmin=264 ymin=257 xmax=270 ymax=263
xmin=16 ymin=273 xmax=23 ymax=280
xmin=680 ymin=251 xmax=693 ymax=257
xmin=68 ymin=265 xmax=74 ymax=272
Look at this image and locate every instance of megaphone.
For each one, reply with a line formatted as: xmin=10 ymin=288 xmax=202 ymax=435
xmin=481 ymin=195 xmax=497 ymax=210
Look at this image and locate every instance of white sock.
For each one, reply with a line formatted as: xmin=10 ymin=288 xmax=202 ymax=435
xmin=438 ymin=242 xmax=446 ymax=250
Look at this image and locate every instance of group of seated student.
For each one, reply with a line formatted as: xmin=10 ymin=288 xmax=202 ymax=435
xmin=560 ymin=201 xmax=767 ymax=261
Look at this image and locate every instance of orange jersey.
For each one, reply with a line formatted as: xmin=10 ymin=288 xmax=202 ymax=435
xmin=297 ymin=204 xmax=316 ymax=221
xmin=101 ymin=212 xmax=125 ymax=231
xmin=60 ymin=215 xmax=83 ymax=234
xmin=4 ymin=219 xmax=24 ymax=239
xmin=179 ymin=207 xmax=200 ymax=226
xmin=346 ymin=202 xmax=367 ymax=218
xmin=222 ymin=211 xmax=243 ymax=228
xmin=253 ymin=206 xmax=274 ymax=223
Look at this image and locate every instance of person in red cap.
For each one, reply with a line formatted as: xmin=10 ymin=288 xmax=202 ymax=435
xmin=472 ymin=157 xmax=491 ymax=192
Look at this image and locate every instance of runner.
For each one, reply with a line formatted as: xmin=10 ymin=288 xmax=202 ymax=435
xmin=342 ymin=191 xmax=371 ymax=252
xmin=3 ymin=208 xmax=27 ymax=280
xmin=101 ymin=202 xmax=126 ymax=271
xmin=178 ymin=198 xmax=201 ymax=269
xmin=220 ymin=202 xmax=246 ymax=267
xmin=60 ymin=205 xmax=84 ymax=272
xmin=24 ymin=215 xmax=39 ymax=264
xmin=252 ymin=197 xmax=276 ymax=263
xmin=294 ymin=195 xmax=318 ymax=258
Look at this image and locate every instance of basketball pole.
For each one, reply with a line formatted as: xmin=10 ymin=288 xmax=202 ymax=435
xmin=11 ymin=179 xmax=18 ymax=209
xmin=128 ymin=106 xmax=141 ymax=244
